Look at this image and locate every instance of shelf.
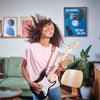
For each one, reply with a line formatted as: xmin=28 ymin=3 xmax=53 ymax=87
xmin=0 ymin=35 xmax=26 ymax=38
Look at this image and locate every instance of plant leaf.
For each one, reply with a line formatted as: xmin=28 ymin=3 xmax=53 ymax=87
xmin=80 ymin=49 xmax=85 ymax=59
xmin=85 ymin=44 xmax=92 ymax=57
xmin=64 ymin=60 xmax=81 ymax=70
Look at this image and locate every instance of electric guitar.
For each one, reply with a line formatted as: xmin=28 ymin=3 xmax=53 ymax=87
xmin=30 ymin=42 xmax=79 ymax=99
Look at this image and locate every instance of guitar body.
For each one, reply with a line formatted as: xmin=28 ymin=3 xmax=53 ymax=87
xmin=30 ymin=69 xmax=56 ymax=99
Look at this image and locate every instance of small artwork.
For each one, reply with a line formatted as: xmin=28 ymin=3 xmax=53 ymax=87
xmin=3 ymin=17 xmax=18 ymax=37
xmin=0 ymin=20 xmax=2 ymax=37
xmin=64 ymin=7 xmax=87 ymax=37
xmin=20 ymin=16 xmax=33 ymax=37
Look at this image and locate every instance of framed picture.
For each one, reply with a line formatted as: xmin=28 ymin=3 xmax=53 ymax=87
xmin=64 ymin=7 xmax=87 ymax=37
xmin=3 ymin=17 xmax=18 ymax=37
xmin=20 ymin=16 xmax=33 ymax=37
xmin=0 ymin=20 xmax=2 ymax=37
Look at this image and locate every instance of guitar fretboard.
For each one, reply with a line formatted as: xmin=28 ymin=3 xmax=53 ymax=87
xmin=46 ymin=42 xmax=79 ymax=80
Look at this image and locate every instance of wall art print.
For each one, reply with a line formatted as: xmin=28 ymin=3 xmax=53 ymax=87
xmin=64 ymin=7 xmax=87 ymax=37
xmin=3 ymin=17 xmax=18 ymax=37
xmin=20 ymin=16 xmax=33 ymax=38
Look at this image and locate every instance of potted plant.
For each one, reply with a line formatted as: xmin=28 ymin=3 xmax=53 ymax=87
xmin=64 ymin=44 xmax=94 ymax=99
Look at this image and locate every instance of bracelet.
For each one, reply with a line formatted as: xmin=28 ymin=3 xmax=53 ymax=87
xmin=28 ymin=81 xmax=32 ymax=85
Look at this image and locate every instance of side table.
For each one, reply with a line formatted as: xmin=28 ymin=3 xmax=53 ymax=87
xmin=0 ymin=86 xmax=23 ymax=100
xmin=93 ymin=63 xmax=100 ymax=100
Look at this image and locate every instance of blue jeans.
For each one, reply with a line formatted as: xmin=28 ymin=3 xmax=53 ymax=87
xmin=33 ymin=86 xmax=61 ymax=100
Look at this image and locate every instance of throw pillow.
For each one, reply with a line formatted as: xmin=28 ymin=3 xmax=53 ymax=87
xmin=0 ymin=58 xmax=4 ymax=78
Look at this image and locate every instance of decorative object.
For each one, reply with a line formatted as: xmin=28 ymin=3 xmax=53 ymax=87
xmin=3 ymin=17 xmax=18 ymax=37
xmin=0 ymin=20 xmax=2 ymax=37
xmin=80 ymin=86 xmax=92 ymax=99
xmin=64 ymin=44 xmax=94 ymax=99
xmin=20 ymin=16 xmax=33 ymax=38
xmin=64 ymin=7 xmax=87 ymax=37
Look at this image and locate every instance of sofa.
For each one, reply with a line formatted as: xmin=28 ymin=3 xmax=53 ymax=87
xmin=0 ymin=57 xmax=33 ymax=97
xmin=0 ymin=55 xmax=74 ymax=97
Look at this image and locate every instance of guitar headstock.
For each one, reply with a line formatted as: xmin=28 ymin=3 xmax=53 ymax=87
xmin=68 ymin=42 xmax=79 ymax=52
xmin=60 ymin=42 xmax=79 ymax=61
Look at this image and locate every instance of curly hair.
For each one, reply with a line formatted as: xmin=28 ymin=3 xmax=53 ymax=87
xmin=26 ymin=14 xmax=63 ymax=47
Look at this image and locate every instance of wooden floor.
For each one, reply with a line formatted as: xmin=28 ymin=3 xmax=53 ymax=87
xmin=16 ymin=98 xmax=95 ymax=100
xmin=15 ymin=96 xmax=96 ymax=100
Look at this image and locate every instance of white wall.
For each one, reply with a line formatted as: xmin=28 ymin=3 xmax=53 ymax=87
xmin=0 ymin=0 xmax=100 ymax=61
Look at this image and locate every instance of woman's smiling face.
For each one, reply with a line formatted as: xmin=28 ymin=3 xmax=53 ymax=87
xmin=41 ymin=22 xmax=55 ymax=39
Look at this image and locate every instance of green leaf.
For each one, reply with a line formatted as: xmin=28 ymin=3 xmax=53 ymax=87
xmin=80 ymin=45 xmax=92 ymax=62
xmin=86 ymin=62 xmax=90 ymax=69
xmin=85 ymin=44 xmax=92 ymax=57
xmin=64 ymin=60 xmax=81 ymax=70
xmin=80 ymin=49 xmax=85 ymax=59
xmin=83 ymin=80 xmax=88 ymax=86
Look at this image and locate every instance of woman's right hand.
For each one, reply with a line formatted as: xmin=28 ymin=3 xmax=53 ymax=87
xmin=30 ymin=82 xmax=43 ymax=93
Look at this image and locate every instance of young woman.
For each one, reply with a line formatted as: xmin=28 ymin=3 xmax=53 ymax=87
xmin=21 ymin=14 xmax=64 ymax=100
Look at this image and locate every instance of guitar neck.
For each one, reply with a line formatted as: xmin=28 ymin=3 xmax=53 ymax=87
xmin=46 ymin=51 xmax=69 ymax=80
xmin=46 ymin=42 xmax=79 ymax=80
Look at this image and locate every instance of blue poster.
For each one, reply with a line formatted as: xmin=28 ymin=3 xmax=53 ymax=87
xmin=64 ymin=7 xmax=87 ymax=36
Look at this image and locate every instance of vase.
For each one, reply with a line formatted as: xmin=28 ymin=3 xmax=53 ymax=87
xmin=80 ymin=86 xmax=92 ymax=99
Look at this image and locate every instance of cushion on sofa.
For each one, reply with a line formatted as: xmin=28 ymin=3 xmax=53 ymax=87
xmin=0 ymin=57 xmax=8 ymax=77
xmin=0 ymin=79 xmax=3 ymax=83
xmin=0 ymin=77 xmax=29 ymax=90
xmin=0 ymin=78 xmax=6 ymax=83
xmin=0 ymin=59 xmax=4 ymax=78
xmin=7 ymin=57 xmax=23 ymax=77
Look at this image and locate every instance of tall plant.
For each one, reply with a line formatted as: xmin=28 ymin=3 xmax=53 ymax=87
xmin=65 ymin=44 xmax=94 ymax=86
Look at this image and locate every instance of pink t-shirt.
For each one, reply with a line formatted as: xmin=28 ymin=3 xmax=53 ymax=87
xmin=22 ymin=43 xmax=60 ymax=89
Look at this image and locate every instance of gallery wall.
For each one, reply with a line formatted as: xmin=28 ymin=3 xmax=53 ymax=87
xmin=0 ymin=0 xmax=100 ymax=61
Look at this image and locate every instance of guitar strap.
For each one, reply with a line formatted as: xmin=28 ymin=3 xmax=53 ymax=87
xmin=45 ymin=45 xmax=56 ymax=70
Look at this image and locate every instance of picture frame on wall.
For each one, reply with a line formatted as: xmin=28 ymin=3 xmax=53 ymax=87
xmin=0 ymin=20 xmax=2 ymax=37
xmin=64 ymin=7 xmax=87 ymax=37
xmin=3 ymin=17 xmax=18 ymax=37
xmin=20 ymin=16 xmax=33 ymax=38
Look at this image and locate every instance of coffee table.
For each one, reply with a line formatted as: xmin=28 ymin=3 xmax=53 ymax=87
xmin=0 ymin=86 xmax=23 ymax=100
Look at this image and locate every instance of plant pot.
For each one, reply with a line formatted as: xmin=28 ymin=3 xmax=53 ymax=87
xmin=80 ymin=86 xmax=92 ymax=99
